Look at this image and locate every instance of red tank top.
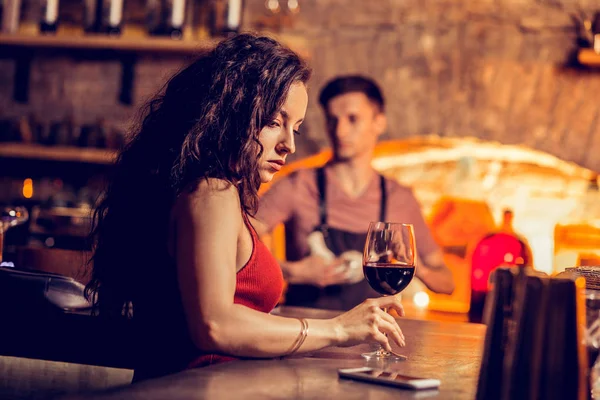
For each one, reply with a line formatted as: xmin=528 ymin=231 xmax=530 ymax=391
xmin=187 ymin=214 xmax=284 ymax=368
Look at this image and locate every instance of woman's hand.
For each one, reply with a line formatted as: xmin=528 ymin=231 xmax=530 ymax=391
xmin=330 ymin=296 xmax=406 ymax=352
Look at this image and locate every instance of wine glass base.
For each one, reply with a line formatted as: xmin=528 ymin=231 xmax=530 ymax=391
xmin=361 ymin=350 xmax=407 ymax=362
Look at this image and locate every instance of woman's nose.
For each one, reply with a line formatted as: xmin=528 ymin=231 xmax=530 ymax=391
xmin=278 ymin=130 xmax=296 ymax=154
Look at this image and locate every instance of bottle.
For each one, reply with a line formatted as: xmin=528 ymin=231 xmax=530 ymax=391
xmin=468 ymin=208 xmax=533 ymax=323
xmin=165 ymin=0 xmax=186 ymax=39
xmin=498 ymin=208 xmax=533 ymax=266
xmin=25 ymin=114 xmax=46 ymax=145
xmin=17 ymin=116 xmax=34 ymax=143
xmin=1 ymin=0 xmax=21 ymax=34
xmin=146 ymin=0 xmax=162 ymax=35
xmin=210 ymin=0 xmax=243 ymax=37
xmin=102 ymin=0 xmax=124 ymax=35
xmin=83 ymin=0 xmax=103 ymax=33
xmin=500 ymin=208 xmax=514 ymax=233
xmin=78 ymin=118 xmax=107 ymax=148
xmin=39 ymin=0 xmax=59 ymax=33
xmin=47 ymin=115 xmax=75 ymax=146
xmin=147 ymin=0 xmax=186 ymax=38
xmin=223 ymin=0 xmax=242 ymax=35
xmin=554 ymin=174 xmax=600 ymax=274
xmin=105 ymin=127 xmax=125 ymax=150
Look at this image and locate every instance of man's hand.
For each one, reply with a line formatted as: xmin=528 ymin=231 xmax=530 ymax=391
xmin=283 ymin=255 xmax=364 ymax=287
xmin=337 ymin=250 xmax=364 ymax=285
xmin=415 ymin=250 xmax=455 ymax=295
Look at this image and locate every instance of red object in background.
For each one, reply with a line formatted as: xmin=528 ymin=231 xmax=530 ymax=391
xmin=470 ymin=232 xmax=529 ymax=292
xmin=468 ymin=209 xmax=532 ymax=323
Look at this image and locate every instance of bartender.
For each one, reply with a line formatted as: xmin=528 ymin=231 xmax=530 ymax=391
xmin=253 ymin=75 xmax=454 ymax=310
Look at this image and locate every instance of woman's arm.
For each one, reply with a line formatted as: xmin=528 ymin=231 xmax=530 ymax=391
xmin=175 ymin=179 xmax=405 ymax=358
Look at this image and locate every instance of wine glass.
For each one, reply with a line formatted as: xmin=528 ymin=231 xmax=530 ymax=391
xmin=0 ymin=206 xmax=29 ymax=263
xmin=362 ymin=222 xmax=416 ymax=361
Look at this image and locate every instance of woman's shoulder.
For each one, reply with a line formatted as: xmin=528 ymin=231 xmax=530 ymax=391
xmin=174 ymin=178 xmax=242 ymax=216
xmin=187 ymin=177 xmax=239 ymax=197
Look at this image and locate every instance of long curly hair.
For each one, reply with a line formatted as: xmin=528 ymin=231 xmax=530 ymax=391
xmin=86 ymin=34 xmax=311 ymax=319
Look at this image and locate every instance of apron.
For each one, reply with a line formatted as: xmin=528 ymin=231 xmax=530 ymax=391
xmin=285 ymin=168 xmax=387 ymax=310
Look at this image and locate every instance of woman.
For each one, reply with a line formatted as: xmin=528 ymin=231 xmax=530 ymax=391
xmin=86 ymin=33 xmax=405 ymax=381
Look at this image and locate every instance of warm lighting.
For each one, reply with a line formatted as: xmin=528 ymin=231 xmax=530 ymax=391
xmin=266 ymin=0 xmax=280 ymax=12
xmin=22 ymin=178 xmax=33 ymax=199
xmin=413 ymin=291 xmax=430 ymax=308
xmin=287 ymin=0 xmax=299 ymax=13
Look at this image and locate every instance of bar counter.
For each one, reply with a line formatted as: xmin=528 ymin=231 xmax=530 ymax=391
xmin=61 ymin=307 xmax=485 ymax=400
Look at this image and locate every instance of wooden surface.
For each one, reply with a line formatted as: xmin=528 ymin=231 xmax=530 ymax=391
xmin=0 ymin=33 xmax=310 ymax=59
xmin=0 ymin=356 xmax=132 ymax=400
xmin=279 ymin=304 xmax=469 ymax=324
xmin=0 ymin=143 xmax=116 ymax=164
xmin=61 ymin=307 xmax=485 ymax=400
xmin=0 ymin=34 xmax=217 ymax=54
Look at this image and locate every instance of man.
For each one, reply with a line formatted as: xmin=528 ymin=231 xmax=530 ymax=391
xmin=253 ymin=75 xmax=454 ymax=310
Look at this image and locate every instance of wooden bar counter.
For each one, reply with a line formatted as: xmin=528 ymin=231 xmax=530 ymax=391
xmin=61 ymin=307 xmax=485 ymax=400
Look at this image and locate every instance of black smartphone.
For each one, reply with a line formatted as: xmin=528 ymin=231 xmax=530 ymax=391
xmin=338 ymin=367 xmax=441 ymax=390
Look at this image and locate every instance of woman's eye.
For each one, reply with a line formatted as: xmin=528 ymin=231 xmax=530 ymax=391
xmin=268 ymin=121 xmax=281 ymax=128
xmin=294 ymin=130 xmax=301 ymax=136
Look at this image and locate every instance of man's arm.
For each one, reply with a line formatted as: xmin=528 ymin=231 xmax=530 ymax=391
xmin=415 ymin=249 xmax=455 ymax=295
xmin=394 ymin=186 xmax=455 ymax=295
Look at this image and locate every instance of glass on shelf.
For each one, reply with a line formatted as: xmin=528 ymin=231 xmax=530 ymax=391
xmin=0 ymin=206 xmax=29 ymax=263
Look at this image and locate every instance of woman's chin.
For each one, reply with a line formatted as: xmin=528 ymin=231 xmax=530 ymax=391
xmin=259 ymin=171 xmax=275 ymax=183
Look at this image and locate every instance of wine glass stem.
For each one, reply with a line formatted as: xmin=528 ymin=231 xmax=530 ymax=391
xmin=377 ymin=306 xmax=390 ymax=355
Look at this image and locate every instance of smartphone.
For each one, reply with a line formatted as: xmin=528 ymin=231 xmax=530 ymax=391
xmin=338 ymin=367 xmax=441 ymax=390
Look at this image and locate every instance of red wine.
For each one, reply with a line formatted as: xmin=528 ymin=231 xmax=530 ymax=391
xmin=363 ymin=263 xmax=415 ymax=295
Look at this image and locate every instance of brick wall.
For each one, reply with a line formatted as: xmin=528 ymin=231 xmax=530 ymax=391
xmin=1 ymin=0 xmax=600 ymax=171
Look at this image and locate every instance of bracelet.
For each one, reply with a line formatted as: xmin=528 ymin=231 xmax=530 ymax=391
xmin=286 ymin=318 xmax=309 ymax=356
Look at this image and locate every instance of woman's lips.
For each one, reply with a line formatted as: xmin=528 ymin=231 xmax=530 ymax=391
xmin=267 ymin=160 xmax=284 ymax=171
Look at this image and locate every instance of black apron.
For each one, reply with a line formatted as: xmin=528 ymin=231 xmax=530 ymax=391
xmin=285 ymin=168 xmax=387 ymax=310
